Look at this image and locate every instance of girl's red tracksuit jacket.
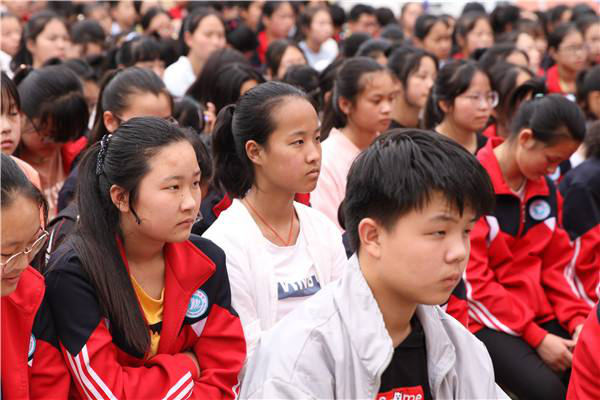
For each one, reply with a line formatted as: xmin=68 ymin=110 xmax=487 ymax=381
xmin=462 ymin=138 xmax=591 ymax=348
xmin=559 ymin=158 xmax=600 ymax=306
xmin=45 ymin=235 xmax=246 ymax=399
xmin=1 ymin=266 xmax=70 ymax=398
xmin=567 ymin=303 xmax=600 ymax=399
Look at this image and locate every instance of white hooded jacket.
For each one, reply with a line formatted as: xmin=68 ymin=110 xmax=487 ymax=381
xmin=240 ymin=255 xmax=508 ymax=399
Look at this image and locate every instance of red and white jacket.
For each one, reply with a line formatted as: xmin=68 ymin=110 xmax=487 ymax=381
xmin=567 ymin=303 xmax=600 ymax=399
xmin=560 ymin=158 xmax=600 ymax=306
xmin=1 ymin=266 xmax=71 ymax=399
xmin=464 ymin=138 xmax=591 ymax=348
xmin=45 ymin=235 xmax=246 ymax=399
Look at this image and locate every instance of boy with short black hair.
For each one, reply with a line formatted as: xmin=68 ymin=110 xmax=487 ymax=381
xmin=240 ymin=129 xmax=508 ymax=399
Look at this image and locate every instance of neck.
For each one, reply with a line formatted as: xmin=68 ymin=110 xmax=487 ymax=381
xmin=391 ymin=98 xmax=420 ymax=128
xmin=436 ymin=119 xmax=478 ymax=154
xmin=306 ymin=36 xmax=322 ymax=53
xmin=19 ymin=144 xmax=60 ymax=165
xmin=244 ymin=183 xmax=296 ymax=226
xmin=341 ymin=123 xmax=378 ymax=151
xmin=359 ymin=253 xmax=416 ymax=347
xmin=557 ymin=64 xmax=577 ymax=84
xmin=187 ymin=53 xmax=203 ymax=77
xmin=494 ymin=140 xmax=526 ymax=190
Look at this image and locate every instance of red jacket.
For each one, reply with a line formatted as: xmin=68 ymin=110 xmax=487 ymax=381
xmin=546 ymin=65 xmax=565 ymax=95
xmin=1 ymin=267 xmax=71 ymax=399
xmin=46 ymin=235 xmax=246 ymax=399
xmin=559 ymin=158 xmax=600 ymax=306
xmin=61 ymin=136 xmax=87 ymax=174
xmin=465 ymin=138 xmax=591 ymax=348
xmin=567 ymin=303 xmax=600 ymax=399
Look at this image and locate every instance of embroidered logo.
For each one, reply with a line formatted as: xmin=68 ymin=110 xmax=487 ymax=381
xmin=186 ymin=289 xmax=209 ymax=319
xmin=529 ymin=199 xmax=551 ymax=221
xmin=28 ymin=334 xmax=36 ymax=361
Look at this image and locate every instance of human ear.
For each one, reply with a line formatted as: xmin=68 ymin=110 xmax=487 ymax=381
xmin=517 ymin=128 xmax=535 ymax=149
xmin=109 ymin=185 xmax=130 ymax=213
xmin=358 ymin=218 xmax=383 ymax=259
xmin=245 ymin=139 xmax=264 ymax=166
xmin=183 ymin=31 xmax=193 ymax=50
xmin=26 ymin=39 xmax=36 ymax=55
xmin=103 ymin=111 xmax=120 ymax=134
xmin=338 ymin=96 xmax=353 ymax=116
xmin=438 ymin=99 xmax=451 ymax=114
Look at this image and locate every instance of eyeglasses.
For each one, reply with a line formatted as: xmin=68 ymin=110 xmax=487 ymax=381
xmin=113 ymin=115 xmax=178 ymax=126
xmin=1 ymin=230 xmax=49 ymax=272
xmin=460 ymin=91 xmax=499 ymax=108
xmin=559 ymin=44 xmax=589 ymax=55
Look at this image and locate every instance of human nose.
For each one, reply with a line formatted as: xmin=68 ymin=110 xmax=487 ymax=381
xmin=181 ymin=186 xmax=199 ymax=211
xmin=446 ymin=235 xmax=469 ymax=265
xmin=0 ymin=115 xmax=11 ymax=135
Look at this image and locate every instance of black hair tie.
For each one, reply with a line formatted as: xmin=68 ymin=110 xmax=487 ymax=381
xmin=96 ymin=134 xmax=112 ymax=176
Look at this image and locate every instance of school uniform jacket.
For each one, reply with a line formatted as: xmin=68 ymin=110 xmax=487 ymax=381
xmin=45 ymin=235 xmax=246 ymax=399
xmin=559 ymin=158 xmax=600 ymax=305
xmin=1 ymin=266 xmax=71 ymax=399
xmin=465 ymin=138 xmax=591 ymax=348
xmin=567 ymin=303 xmax=600 ymax=399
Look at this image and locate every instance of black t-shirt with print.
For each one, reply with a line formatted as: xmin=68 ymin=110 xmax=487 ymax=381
xmin=377 ymin=317 xmax=433 ymax=400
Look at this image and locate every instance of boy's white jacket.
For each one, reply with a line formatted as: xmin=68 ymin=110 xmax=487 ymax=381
xmin=240 ymin=255 xmax=509 ymax=400
xmin=202 ymin=199 xmax=347 ymax=358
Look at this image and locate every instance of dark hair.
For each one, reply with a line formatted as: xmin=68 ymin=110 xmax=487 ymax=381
xmin=265 ymin=39 xmax=306 ymax=78
xmin=343 ymin=129 xmax=495 ymax=252
xmin=226 ymin=23 xmax=259 ymax=53
xmin=11 ymin=11 xmax=66 ymax=71
xmin=462 ymin=2 xmax=486 ymax=15
xmin=342 ymin=32 xmax=371 ymax=58
xmin=376 ymin=7 xmax=396 ymax=27
xmin=576 ymin=64 xmax=600 ymax=119
xmin=490 ymin=4 xmax=521 ymax=36
xmin=349 ymin=4 xmax=375 ymax=22
xmin=179 ymin=7 xmax=224 ymax=55
xmin=63 ymin=58 xmax=99 ymax=83
xmin=454 ymin=12 xmax=490 ymax=51
xmin=478 ymin=44 xmax=529 ymax=71
xmin=1 ymin=71 xmax=21 ymax=114
xmin=322 ymin=57 xmax=387 ymax=137
xmin=70 ymin=117 xmax=197 ymax=356
xmin=380 ymin=24 xmax=405 ymax=45
xmin=585 ymin=120 xmax=600 ymax=158
xmin=1 ymin=153 xmax=48 ymax=223
xmin=571 ymin=4 xmax=597 ymax=22
xmin=329 ymin=4 xmax=346 ymax=28
xmin=356 ymin=38 xmax=393 ymax=59
xmin=299 ymin=5 xmax=331 ymax=33
xmin=414 ymin=14 xmax=450 ymax=40
xmin=423 ymin=60 xmax=487 ymax=129
xmin=283 ymin=64 xmax=322 ymax=111
xmin=510 ymin=94 xmax=586 ymax=144
xmin=140 ymin=7 xmax=170 ymax=32
xmin=548 ymin=22 xmax=580 ymax=52
xmin=17 ymin=65 xmax=88 ymax=143
xmin=486 ymin=62 xmax=534 ymax=130
xmin=318 ymin=57 xmax=345 ymax=100
xmin=116 ymin=35 xmax=162 ymax=67
xmin=575 ymin=14 xmax=600 ymax=37
xmin=388 ymin=47 xmax=438 ymax=86
xmin=262 ymin=1 xmax=292 ymax=18
xmin=70 ymin=19 xmax=106 ymax=51
xmin=212 ymin=81 xmax=311 ymax=198
xmin=549 ymin=4 xmax=571 ymax=25
xmin=204 ymin=62 xmax=265 ymax=114
xmin=174 ymin=96 xmax=206 ymax=135
xmin=91 ymin=67 xmax=172 ymax=144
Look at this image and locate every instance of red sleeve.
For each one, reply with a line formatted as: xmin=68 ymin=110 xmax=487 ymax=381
xmin=540 ymin=193 xmax=591 ymax=334
xmin=567 ymin=305 xmax=600 ymax=399
xmin=465 ymin=216 xmax=548 ymax=347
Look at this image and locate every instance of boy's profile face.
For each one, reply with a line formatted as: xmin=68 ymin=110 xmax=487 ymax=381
xmin=370 ymin=191 xmax=477 ymax=306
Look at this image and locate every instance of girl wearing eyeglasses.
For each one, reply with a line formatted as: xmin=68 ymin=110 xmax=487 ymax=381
xmin=1 ymin=153 xmax=71 ymax=398
xmin=466 ymin=95 xmax=592 ymax=399
xmin=424 ymin=59 xmax=496 ymax=155
xmin=546 ymin=23 xmax=588 ymax=96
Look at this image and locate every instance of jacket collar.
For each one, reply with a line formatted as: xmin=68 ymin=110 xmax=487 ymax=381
xmin=3 ymin=266 xmax=45 ymax=316
xmin=333 ymin=256 xmax=457 ymax=386
xmin=477 ymin=137 xmax=549 ymax=199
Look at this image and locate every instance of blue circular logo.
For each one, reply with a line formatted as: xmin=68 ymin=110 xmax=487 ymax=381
xmin=186 ymin=289 xmax=209 ymax=318
xmin=529 ymin=199 xmax=551 ymax=221
xmin=28 ymin=334 xmax=36 ymax=360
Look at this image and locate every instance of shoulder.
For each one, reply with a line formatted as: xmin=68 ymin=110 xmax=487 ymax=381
xmin=188 ymin=234 xmax=226 ymax=266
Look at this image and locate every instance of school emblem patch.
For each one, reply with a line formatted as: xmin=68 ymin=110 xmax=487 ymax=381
xmin=186 ymin=289 xmax=209 ymax=319
xmin=28 ymin=334 xmax=36 ymax=361
xmin=529 ymin=199 xmax=551 ymax=221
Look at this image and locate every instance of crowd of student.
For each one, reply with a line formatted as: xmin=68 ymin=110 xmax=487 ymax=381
xmin=1 ymin=0 xmax=600 ymax=399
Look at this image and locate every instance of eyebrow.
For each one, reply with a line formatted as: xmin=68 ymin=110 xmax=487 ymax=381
xmin=289 ymin=126 xmax=321 ymax=137
xmin=161 ymin=170 xmax=201 ymax=182
xmin=428 ymin=214 xmax=478 ymax=223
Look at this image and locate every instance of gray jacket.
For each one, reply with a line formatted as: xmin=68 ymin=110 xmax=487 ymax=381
xmin=240 ymin=256 xmax=508 ymax=399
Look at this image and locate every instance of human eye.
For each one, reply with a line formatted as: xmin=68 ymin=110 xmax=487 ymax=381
xmin=291 ymin=139 xmax=304 ymax=145
xmin=166 ymin=185 xmax=179 ymax=191
xmin=429 ymin=230 xmax=446 ymax=238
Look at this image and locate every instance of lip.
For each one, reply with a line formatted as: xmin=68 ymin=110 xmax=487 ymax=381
xmin=441 ymin=274 xmax=460 ymax=286
xmin=1 ymin=140 xmax=14 ymax=148
xmin=307 ymin=168 xmax=320 ymax=178
xmin=177 ymin=218 xmax=195 ymax=226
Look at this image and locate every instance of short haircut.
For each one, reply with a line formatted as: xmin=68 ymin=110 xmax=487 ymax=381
xmin=349 ymin=4 xmax=375 ymax=22
xmin=343 ymin=129 xmax=495 ymax=252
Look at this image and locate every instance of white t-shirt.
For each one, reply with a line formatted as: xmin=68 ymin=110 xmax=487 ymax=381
xmin=163 ymin=55 xmax=196 ymax=98
xmin=266 ymin=226 xmax=321 ymax=321
xmin=299 ymin=39 xmax=339 ymax=72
